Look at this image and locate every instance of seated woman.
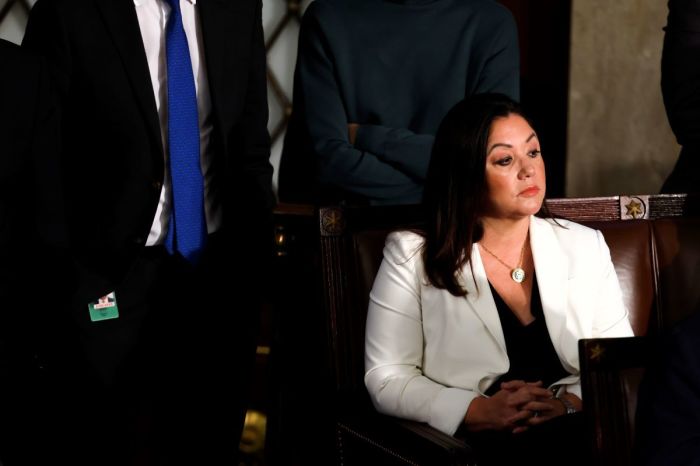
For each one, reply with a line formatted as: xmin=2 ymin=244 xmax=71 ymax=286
xmin=364 ymin=93 xmax=633 ymax=465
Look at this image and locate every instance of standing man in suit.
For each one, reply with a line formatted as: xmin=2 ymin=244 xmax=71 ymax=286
xmin=660 ymin=0 xmax=700 ymax=193
xmin=0 ymin=38 xmax=63 ymax=465
xmin=23 ymin=0 xmax=274 ymax=463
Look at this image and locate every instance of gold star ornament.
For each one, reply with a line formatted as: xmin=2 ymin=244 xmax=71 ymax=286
xmin=620 ymin=195 xmax=649 ymax=220
xmin=625 ymin=199 xmax=643 ymax=219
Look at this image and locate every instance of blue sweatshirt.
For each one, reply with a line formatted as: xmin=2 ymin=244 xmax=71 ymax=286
xmin=279 ymin=0 xmax=520 ymax=205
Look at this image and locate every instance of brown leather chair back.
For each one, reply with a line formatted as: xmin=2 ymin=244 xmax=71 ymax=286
xmin=585 ymin=220 xmax=656 ymax=336
xmin=653 ymin=218 xmax=700 ymax=328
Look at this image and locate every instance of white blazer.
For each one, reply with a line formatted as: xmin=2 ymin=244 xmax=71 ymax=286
xmin=364 ymin=216 xmax=633 ymax=436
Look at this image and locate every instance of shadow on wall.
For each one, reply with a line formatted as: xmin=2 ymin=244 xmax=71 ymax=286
xmin=566 ymin=0 xmax=679 ymax=197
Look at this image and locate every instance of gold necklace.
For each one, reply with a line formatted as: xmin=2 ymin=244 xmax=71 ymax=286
xmin=479 ymin=236 xmax=528 ymax=283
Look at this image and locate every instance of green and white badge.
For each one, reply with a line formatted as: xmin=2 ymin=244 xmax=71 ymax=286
xmin=88 ymin=291 xmax=119 ymax=322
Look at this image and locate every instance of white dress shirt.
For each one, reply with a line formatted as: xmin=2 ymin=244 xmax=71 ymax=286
xmin=134 ymin=0 xmax=221 ymax=246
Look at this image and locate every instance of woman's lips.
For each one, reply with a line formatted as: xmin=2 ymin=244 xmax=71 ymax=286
xmin=520 ymin=186 xmax=540 ymax=197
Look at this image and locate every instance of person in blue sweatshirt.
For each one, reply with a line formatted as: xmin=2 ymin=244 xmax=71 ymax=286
xmin=279 ymin=0 xmax=520 ymax=206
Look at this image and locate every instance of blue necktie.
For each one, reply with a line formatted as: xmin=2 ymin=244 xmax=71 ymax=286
xmin=164 ymin=0 xmax=206 ymax=264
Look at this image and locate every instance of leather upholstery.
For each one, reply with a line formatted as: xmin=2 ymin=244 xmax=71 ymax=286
xmin=653 ymin=218 xmax=700 ymax=328
xmin=587 ymin=220 xmax=656 ymax=336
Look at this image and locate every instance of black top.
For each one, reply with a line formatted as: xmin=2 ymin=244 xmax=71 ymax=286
xmin=485 ymin=275 xmax=569 ymax=396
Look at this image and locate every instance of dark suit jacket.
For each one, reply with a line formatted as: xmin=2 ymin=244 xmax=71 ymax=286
xmin=660 ymin=0 xmax=700 ymax=193
xmin=635 ymin=310 xmax=700 ymax=465
xmin=0 ymin=39 xmax=41 ymax=337
xmin=22 ymin=0 xmax=274 ymax=356
xmin=0 ymin=38 xmax=64 ymax=466
xmin=0 ymin=38 xmax=61 ymax=318
xmin=23 ymin=0 xmax=274 ymax=279
xmin=21 ymin=2 xmax=274 ymax=462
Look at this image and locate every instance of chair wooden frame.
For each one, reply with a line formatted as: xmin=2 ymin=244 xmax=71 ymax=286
xmin=579 ymin=337 xmax=653 ymax=466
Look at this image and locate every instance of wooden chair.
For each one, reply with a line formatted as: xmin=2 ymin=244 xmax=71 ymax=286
xmin=578 ymin=337 xmax=653 ymax=466
xmin=271 ymin=193 xmax=699 ymax=465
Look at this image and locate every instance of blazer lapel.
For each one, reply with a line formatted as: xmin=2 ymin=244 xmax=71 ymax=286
xmin=530 ymin=216 xmax=576 ymax=371
xmin=462 ymin=247 xmax=507 ymax=353
xmin=460 ymin=218 xmax=580 ymax=377
xmin=94 ymin=0 xmax=164 ymax=158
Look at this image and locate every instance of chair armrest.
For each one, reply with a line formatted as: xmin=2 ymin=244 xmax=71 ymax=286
xmin=579 ymin=336 xmax=653 ymax=466
xmin=336 ymin=407 xmax=475 ymax=465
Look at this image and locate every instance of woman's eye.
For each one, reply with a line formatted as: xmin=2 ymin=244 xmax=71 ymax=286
xmin=528 ymin=149 xmax=541 ymax=158
xmin=495 ymin=156 xmax=512 ymax=166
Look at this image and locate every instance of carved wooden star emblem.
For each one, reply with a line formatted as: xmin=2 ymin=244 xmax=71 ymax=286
xmin=321 ymin=208 xmax=346 ymax=236
xmin=625 ymin=199 xmax=644 ymax=219
xmin=590 ymin=344 xmax=605 ymax=362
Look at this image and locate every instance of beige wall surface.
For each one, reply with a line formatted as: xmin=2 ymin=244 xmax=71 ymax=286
xmin=567 ymin=0 xmax=679 ymax=197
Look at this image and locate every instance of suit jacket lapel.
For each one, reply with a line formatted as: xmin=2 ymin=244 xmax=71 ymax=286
xmin=530 ymin=216 xmax=577 ymax=371
xmin=94 ymin=0 xmax=164 ymax=158
xmin=462 ymin=247 xmax=507 ymax=353
xmin=197 ymin=0 xmax=230 ymax=132
xmin=460 ymin=217 xmax=579 ymax=375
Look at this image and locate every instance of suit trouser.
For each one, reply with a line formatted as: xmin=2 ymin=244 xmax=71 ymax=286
xmin=31 ymin=235 xmax=258 ymax=466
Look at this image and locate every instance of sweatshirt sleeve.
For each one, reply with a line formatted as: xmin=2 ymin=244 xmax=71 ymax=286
xmin=353 ymin=125 xmax=434 ymax=182
xmin=469 ymin=4 xmax=520 ymax=101
xmin=294 ymin=4 xmax=423 ymax=203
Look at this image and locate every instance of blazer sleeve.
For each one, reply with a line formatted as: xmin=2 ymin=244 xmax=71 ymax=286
xmin=294 ymin=4 xmax=423 ymax=202
xmin=364 ymin=233 xmax=475 ymax=436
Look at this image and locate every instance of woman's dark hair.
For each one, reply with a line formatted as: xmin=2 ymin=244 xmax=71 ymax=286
xmin=421 ymin=93 xmax=529 ymax=297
